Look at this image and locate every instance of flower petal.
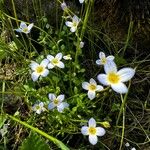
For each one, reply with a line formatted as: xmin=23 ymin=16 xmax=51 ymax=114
xmin=57 ymin=94 xmax=65 ymax=102
xmin=47 ymin=55 xmax=54 ymax=61
xmin=70 ymin=27 xmax=77 ymax=32
xmin=88 ymin=91 xmax=96 ymax=100
xmin=48 ymin=102 xmax=55 ymax=110
xmin=15 ymin=29 xmax=22 ymax=33
xmin=56 ymin=61 xmax=65 ymax=68
xmin=65 ymin=21 xmax=73 ymax=27
xmin=31 ymin=72 xmax=39 ymax=81
xmin=117 ymin=68 xmax=135 ymax=82
xmin=106 ymin=55 xmax=114 ymax=61
xmin=20 ymin=22 xmax=27 ymax=29
xmin=97 ymin=74 xmax=109 ymax=86
xmin=48 ymin=63 xmax=54 ymax=69
xmin=96 ymin=127 xmax=106 ymax=136
xmin=57 ymin=102 xmax=69 ymax=112
xmin=81 ymin=126 xmax=89 ymax=135
xmin=82 ymin=82 xmax=89 ymax=90
xmin=88 ymin=118 xmax=96 ymax=127
xmin=56 ymin=53 xmax=63 ymax=60
xmin=36 ymin=109 xmax=41 ymax=114
xmin=28 ymin=23 xmax=34 ymax=31
xmin=73 ymin=15 xmax=80 ymax=23
xmin=89 ymin=78 xmax=97 ymax=85
xmin=89 ymin=135 xmax=98 ymax=145
xmin=79 ymin=0 xmax=84 ymax=3
xmin=99 ymin=52 xmax=105 ymax=59
xmin=96 ymin=59 xmax=102 ymax=65
xmin=41 ymin=69 xmax=49 ymax=77
xmin=30 ymin=61 xmax=39 ymax=70
xmin=48 ymin=93 xmax=56 ymax=101
xmin=39 ymin=102 xmax=44 ymax=107
xmin=111 ymin=82 xmax=128 ymax=94
xmin=40 ymin=59 xmax=49 ymax=67
xmin=96 ymin=85 xmax=103 ymax=91
xmin=104 ymin=61 xmax=117 ymax=74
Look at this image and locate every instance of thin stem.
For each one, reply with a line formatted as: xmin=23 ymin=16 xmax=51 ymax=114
xmin=119 ymin=94 xmax=126 ymax=150
xmin=1 ymin=81 xmax=5 ymax=114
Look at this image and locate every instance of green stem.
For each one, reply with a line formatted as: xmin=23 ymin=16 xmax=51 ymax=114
xmin=7 ymin=114 xmax=70 ymax=150
xmin=1 ymin=81 xmax=5 ymax=114
xmin=119 ymin=95 xmax=125 ymax=150
xmin=116 ymin=81 xmax=131 ymax=126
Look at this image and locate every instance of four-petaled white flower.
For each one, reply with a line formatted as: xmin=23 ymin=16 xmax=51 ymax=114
xmin=82 ymin=78 xmax=103 ymax=100
xmin=65 ymin=15 xmax=80 ymax=32
xmin=32 ymin=102 xmax=46 ymax=114
xmin=30 ymin=59 xmax=49 ymax=81
xmin=97 ymin=61 xmax=135 ymax=94
xmin=63 ymin=54 xmax=72 ymax=60
xmin=47 ymin=53 xmax=65 ymax=69
xmin=96 ymin=52 xmax=114 ymax=66
xmin=79 ymin=0 xmax=84 ymax=4
xmin=48 ymin=93 xmax=69 ymax=112
xmin=15 ymin=22 xmax=33 ymax=34
xmin=81 ymin=118 xmax=106 ymax=145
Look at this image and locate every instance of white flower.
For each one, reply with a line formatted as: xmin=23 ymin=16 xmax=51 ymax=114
xmin=63 ymin=54 xmax=72 ymax=60
xmin=61 ymin=1 xmax=67 ymax=11
xmin=125 ymin=142 xmax=130 ymax=147
xmin=96 ymin=52 xmax=114 ymax=66
xmin=131 ymin=148 xmax=136 ymax=150
xmin=82 ymin=78 xmax=103 ymax=100
xmin=15 ymin=22 xmax=33 ymax=34
xmin=80 ymin=41 xmax=84 ymax=48
xmin=97 ymin=61 xmax=135 ymax=94
xmin=30 ymin=59 xmax=49 ymax=81
xmin=48 ymin=93 xmax=69 ymax=112
xmin=65 ymin=15 xmax=80 ymax=32
xmin=79 ymin=0 xmax=84 ymax=4
xmin=47 ymin=53 xmax=65 ymax=69
xmin=81 ymin=118 xmax=106 ymax=145
xmin=32 ymin=102 xmax=46 ymax=114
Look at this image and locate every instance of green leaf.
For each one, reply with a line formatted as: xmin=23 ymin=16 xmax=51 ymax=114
xmin=0 ymin=114 xmax=7 ymax=128
xmin=19 ymin=131 xmax=50 ymax=150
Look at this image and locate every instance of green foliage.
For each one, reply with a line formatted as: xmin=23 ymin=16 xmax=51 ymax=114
xmin=19 ymin=132 xmax=50 ymax=150
xmin=0 ymin=115 xmax=7 ymax=128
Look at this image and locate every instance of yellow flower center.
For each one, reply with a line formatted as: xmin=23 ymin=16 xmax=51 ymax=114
xmin=108 ymin=72 xmax=120 ymax=84
xmin=52 ymin=58 xmax=59 ymax=65
xmin=36 ymin=66 xmax=44 ymax=74
xmin=88 ymin=127 xmax=96 ymax=135
xmin=23 ymin=27 xmax=28 ymax=33
xmin=53 ymin=99 xmax=59 ymax=105
xmin=88 ymin=84 xmax=96 ymax=91
xmin=101 ymin=58 xmax=106 ymax=64
xmin=36 ymin=105 xmax=40 ymax=110
xmin=73 ymin=22 xmax=77 ymax=27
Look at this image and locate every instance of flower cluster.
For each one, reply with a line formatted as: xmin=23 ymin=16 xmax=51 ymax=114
xmin=30 ymin=53 xmax=69 ymax=82
xmin=25 ymin=10 xmax=136 ymax=146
